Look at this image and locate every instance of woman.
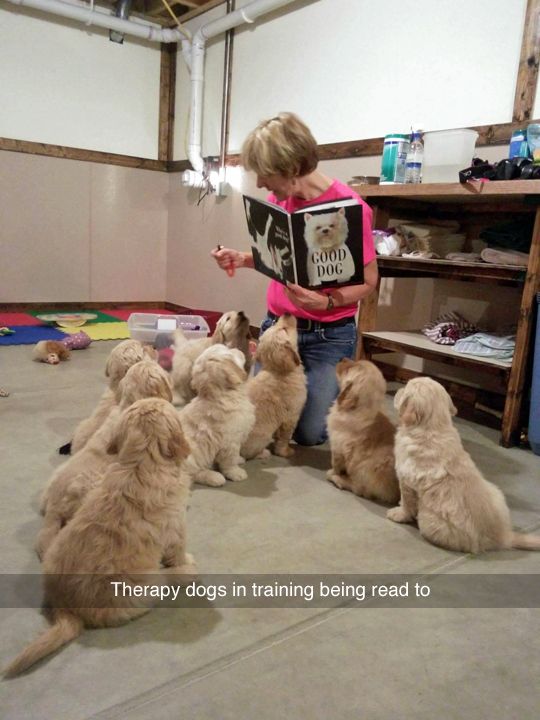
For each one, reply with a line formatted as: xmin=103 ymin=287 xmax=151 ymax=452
xmin=212 ymin=112 xmax=377 ymax=446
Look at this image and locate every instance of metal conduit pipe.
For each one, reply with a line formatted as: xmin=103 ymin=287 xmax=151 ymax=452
xmin=5 ymin=0 xmax=191 ymax=42
xmin=188 ymin=0 xmax=301 ymax=172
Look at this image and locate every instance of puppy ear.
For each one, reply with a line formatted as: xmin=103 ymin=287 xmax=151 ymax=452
xmin=223 ymin=360 xmax=247 ymax=388
xmin=448 ymin=396 xmax=458 ymax=417
xmin=106 ymin=438 xmax=118 ymax=455
xmin=336 ymin=358 xmax=355 ymax=379
xmin=398 ymin=396 xmax=420 ymax=426
xmin=304 ymin=213 xmax=312 ymax=224
xmin=337 ymin=381 xmax=358 ymax=411
xmin=394 ymin=387 xmax=405 ymax=411
xmin=142 ymin=344 xmax=157 ymax=361
xmin=158 ymin=417 xmax=190 ymax=461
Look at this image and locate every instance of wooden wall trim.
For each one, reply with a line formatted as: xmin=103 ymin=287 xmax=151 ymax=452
xmin=4 ymin=121 xmax=538 ymax=175
xmin=219 ymin=118 xmax=540 ymax=168
xmin=0 ymin=138 xmax=167 ymax=171
xmin=513 ymin=0 xmax=540 ymax=123
xmin=158 ymin=43 xmax=177 ymax=163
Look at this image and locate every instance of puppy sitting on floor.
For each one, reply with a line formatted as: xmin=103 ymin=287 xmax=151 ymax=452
xmin=37 ymin=360 xmax=173 ymax=559
xmin=241 ymin=314 xmax=307 ymax=459
xmin=66 ymin=339 xmax=157 ymax=455
xmin=4 ymin=398 xmax=194 ymax=678
xmin=326 ymin=359 xmax=400 ymax=504
xmin=171 ymin=311 xmax=252 ymax=407
xmin=180 ymin=344 xmax=255 ymax=487
xmin=387 ymin=377 xmax=540 ymax=552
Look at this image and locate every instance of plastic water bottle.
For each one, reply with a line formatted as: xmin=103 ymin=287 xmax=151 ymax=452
xmin=405 ymin=130 xmax=424 ymax=183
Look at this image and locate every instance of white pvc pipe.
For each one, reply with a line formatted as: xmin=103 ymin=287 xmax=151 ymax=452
xmin=5 ymin=0 xmax=190 ymax=41
xmin=188 ymin=0 xmax=300 ymax=172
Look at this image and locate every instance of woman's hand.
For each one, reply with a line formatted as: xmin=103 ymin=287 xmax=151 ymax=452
xmin=210 ymin=247 xmax=253 ymax=273
xmin=284 ymin=283 xmax=328 ymax=311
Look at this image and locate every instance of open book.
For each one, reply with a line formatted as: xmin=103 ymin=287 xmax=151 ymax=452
xmin=243 ymin=195 xmax=364 ymax=289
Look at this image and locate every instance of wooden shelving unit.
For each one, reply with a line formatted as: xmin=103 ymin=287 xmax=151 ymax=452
xmin=350 ymin=180 xmax=540 ymax=447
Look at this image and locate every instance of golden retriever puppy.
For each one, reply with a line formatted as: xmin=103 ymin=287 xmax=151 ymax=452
xmin=387 ymin=377 xmax=540 ymax=552
xmin=37 ymin=360 xmax=173 ymax=559
xmin=171 ymin=311 xmax=251 ymax=407
xmin=241 ymin=314 xmax=307 ymax=459
xmin=69 ymin=339 xmax=156 ymax=454
xmin=326 ymin=359 xmax=400 ymax=504
xmin=4 ymin=398 xmax=193 ymax=678
xmin=180 ymin=345 xmax=255 ymax=487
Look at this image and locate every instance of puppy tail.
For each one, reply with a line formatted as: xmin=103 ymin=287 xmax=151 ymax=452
xmin=3 ymin=610 xmax=83 ymax=678
xmin=511 ymin=532 xmax=540 ymax=550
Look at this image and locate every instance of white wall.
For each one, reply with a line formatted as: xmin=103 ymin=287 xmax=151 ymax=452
xmin=0 ymin=5 xmax=161 ymax=158
xmin=173 ymin=0 xmax=529 ymax=162
xmin=0 ymin=151 xmax=168 ymax=303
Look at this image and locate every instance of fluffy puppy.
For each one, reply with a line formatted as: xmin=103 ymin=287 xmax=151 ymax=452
xmin=241 ymin=314 xmax=307 ymax=459
xmin=33 ymin=340 xmax=70 ymax=365
xmin=171 ymin=311 xmax=251 ymax=407
xmin=180 ymin=345 xmax=255 ymax=487
xmin=69 ymin=339 xmax=156 ymax=454
xmin=4 ymin=398 xmax=193 ymax=678
xmin=326 ymin=359 xmax=400 ymax=504
xmin=387 ymin=377 xmax=540 ymax=552
xmin=37 ymin=360 xmax=173 ymax=559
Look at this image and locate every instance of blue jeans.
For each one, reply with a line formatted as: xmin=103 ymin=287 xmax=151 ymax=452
xmin=259 ymin=315 xmax=357 ymax=446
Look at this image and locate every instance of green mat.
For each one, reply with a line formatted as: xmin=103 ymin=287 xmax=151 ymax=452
xmin=30 ymin=309 xmax=120 ymax=324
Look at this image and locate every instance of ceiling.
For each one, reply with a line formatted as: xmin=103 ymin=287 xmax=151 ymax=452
xmin=100 ymin=0 xmax=223 ymax=27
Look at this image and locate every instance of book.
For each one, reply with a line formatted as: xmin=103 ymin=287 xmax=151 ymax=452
xmin=242 ymin=195 xmax=364 ymax=289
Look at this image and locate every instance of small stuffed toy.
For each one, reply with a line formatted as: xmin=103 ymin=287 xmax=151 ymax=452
xmin=33 ymin=340 xmax=71 ymax=364
xmin=62 ymin=331 xmax=92 ymax=351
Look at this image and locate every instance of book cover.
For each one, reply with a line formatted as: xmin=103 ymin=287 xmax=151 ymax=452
xmin=243 ymin=195 xmax=364 ymax=289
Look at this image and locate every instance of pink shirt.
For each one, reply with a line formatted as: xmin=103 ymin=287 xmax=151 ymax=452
xmin=266 ymin=179 xmax=375 ymax=321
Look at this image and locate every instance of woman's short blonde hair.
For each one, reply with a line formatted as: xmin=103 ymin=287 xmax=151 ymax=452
xmin=241 ymin=112 xmax=318 ymax=179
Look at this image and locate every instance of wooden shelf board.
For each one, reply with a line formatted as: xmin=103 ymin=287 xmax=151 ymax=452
xmin=350 ymin=180 xmax=540 ymax=205
xmin=362 ymin=331 xmax=513 ymax=374
xmin=376 ymin=256 xmax=526 ymax=283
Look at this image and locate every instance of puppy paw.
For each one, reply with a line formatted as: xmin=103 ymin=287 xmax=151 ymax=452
xmin=274 ymin=444 xmax=294 ymax=458
xmin=224 ymin=466 xmax=248 ymax=482
xmin=386 ymin=506 xmax=412 ymax=523
xmin=195 ymin=470 xmax=227 ymax=487
xmin=255 ymin=448 xmax=272 ymax=459
xmin=326 ymin=472 xmax=345 ymax=490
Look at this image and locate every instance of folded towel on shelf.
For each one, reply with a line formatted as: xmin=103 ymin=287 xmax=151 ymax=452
xmin=453 ymin=333 xmax=515 ymax=359
xmin=422 ymin=311 xmax=478 ymax=345
xmin=445 ymin=252 xmax=483 ymax=263
xmin=480 ymin=248 xmax=529 ymax=267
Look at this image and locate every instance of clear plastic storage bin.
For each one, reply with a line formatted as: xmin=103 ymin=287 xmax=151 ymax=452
xmin=127 ymin=313 xmax=209 ymax=345
xmin=423 ymin=129 xmax=479 ymax=183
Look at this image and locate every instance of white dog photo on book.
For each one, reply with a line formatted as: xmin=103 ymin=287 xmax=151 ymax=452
xmin=304 ymin=208 xmax=355 ymax=286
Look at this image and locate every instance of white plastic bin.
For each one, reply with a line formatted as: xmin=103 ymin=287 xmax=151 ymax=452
xmin=128 ymin=313 xmax=209 ymax=345
xmin=423 ymin=129 xmax=479 ymax=183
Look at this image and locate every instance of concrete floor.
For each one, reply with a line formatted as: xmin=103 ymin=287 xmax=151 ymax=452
xmin=1 ymin=340 xmax=540 ymax=719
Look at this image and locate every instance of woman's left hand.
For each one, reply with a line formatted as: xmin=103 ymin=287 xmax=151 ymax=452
xmin=285 ymin=283 xmax=327 ymax=311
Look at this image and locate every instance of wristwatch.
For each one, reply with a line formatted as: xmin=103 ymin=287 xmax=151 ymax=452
xmin=326 ymin=294 xmax=335 ymax=311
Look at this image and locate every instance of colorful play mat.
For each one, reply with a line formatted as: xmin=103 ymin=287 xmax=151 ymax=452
xmin=0 ymin=307 xmax=223 ymax=345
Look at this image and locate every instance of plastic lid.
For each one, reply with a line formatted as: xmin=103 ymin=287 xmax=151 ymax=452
xmin=384 ymin=133 xmax=409 ymax=140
